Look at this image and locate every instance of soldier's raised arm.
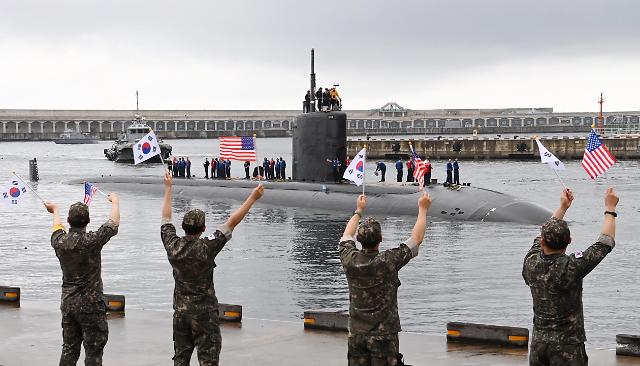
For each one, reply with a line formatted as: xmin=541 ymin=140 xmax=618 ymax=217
xmin=568 ymin=187 xmax=619 ymax=279
xmin=44 ymin=201 xmax=63 ymax=231
xmin=107 ymin=193 xmax=120 ymax=226
xmin=223 ymin=184 xmax=264 ymax=231
xmin=161 ymin=171 xmax=173 ymax=224
xmin=341 ymin=194 xmax=366 ymax=241
xmin=601 ymin=187 xmax=618 ymax=239
xmin=552 ymin=188 xmax=574 ymax=220
xmin=409 ymin=192 xmax=431 ymax=249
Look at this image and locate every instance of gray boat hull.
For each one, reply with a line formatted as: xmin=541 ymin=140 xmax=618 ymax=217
xmin=71 ymin=177 xmax=551 ymax=225
xmin=104 ymin=143 xmax=172 ymax=163
xmin=53 ymin=139 xmax=99 ymax=144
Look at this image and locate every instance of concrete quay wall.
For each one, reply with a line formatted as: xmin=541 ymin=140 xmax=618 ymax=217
xmin=1 ymin=108 xmax=639 ymax=141
xmin=0 ymin=129 xmax=291 ymax=141
xmin=348 ymin=136 xmax=640 ymax=160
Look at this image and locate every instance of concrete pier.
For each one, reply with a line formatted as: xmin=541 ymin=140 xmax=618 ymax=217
xmin=1 ymin=301 xmax=639 ymax=366
xmin=349 ymin=136 xmax=640 ymax=160
xmin=1 ymin=106 xmax=639 ymax=141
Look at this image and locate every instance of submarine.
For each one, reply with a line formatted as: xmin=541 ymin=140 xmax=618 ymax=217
xmin=70 ymin=49 xmax=552 ymax=225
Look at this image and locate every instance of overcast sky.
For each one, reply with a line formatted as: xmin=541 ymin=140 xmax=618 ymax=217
xmin=1 ymin=0 xmax=638 ymax=112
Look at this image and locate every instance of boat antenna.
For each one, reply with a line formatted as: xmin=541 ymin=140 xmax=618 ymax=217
xmin=310 ymin=49 xmax=316 ymax=111
xmin=136 ymin=90 xmax=139 ymax=113
xmin=597 ymin=92 xmax=604 ymax=135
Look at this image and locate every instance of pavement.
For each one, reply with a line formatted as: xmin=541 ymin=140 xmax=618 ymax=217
xmin=1 ymin=301 xmax=639 ymax=365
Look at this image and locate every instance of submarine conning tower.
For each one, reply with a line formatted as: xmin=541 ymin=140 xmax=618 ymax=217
xmin=292 ymin=48 xmax=348 ymax=182
xmin=292 ymin=111 xmax=347 ymax=182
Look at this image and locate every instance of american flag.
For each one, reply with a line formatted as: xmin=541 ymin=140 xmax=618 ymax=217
xmin=581 ymin=129 xmax=616 ymax=179
xmin=219 ymin=136 xmax=257 ymax=161
xmin=411 ymin=148 xmax=427 ymax=189
xmin=83 ymin=182 xmax=98 ymax=206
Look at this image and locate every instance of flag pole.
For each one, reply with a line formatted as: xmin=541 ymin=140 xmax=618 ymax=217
xmin=362 ymin=146 xmax=366 ymax=196
xmin=84 ymin=181 xmax=110 ymax=199
xmin=552 ymin=169 xmax=567 ymax=189
xmin=151 ymin=129 xmax=167 ymax=174
xmin=13 ymin=171 xmax=46 ymax=203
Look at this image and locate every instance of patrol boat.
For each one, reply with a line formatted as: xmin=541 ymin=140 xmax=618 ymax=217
xmin=104 ymin=92 xmax=172 ymax=163
xmin=53 ymin=129 xmax=99 ymax=144
xmin=103 ymin=114 xmax=172 ymax=163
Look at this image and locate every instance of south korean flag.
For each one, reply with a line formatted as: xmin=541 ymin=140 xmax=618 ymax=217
xmin=536 ymin=139 xmax=565 ymax=170
xmin=134 ymin=130 xmax=162 ymax=164
xmin=2 ymin=175 xmax=29 ymax=206
xmin=343 ymin=148 xmax=366 ymax=186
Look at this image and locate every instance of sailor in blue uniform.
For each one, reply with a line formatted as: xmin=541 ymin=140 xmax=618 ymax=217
xmin=446 ymin=159 xmax=453 ymax=185
xmin=280 ymin=158 xmax=286 ymax=180
xmin=395 ymin=159 xmax=403 ymax=182
xmin=453 ymin=158 xmax=460 ymax=185
xmin=376 ymin=161 xmax=386 ymax=182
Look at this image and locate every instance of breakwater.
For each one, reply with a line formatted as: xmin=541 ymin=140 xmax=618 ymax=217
xmin=348 ymin=135 xmax=640 ymax=160
xmin=2 ymin=107 xmax=640 ymax=141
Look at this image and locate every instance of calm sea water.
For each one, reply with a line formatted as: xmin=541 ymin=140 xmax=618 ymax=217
xmin=0 ymin=138 xmax=638 ymax=349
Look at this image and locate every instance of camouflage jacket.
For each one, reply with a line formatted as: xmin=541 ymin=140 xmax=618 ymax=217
xmin=522 ymin=234 xmax=615 ymax=344
xmin=339 ymin=238 xmax=418 ymax=335
xmin=161 ymin=222 xmax=232 ymax=314
xmin=51 ymin=219 xmax=119 ymax=313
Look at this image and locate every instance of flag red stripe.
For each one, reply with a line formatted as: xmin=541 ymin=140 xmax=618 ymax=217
xmin=581 ymin=161 xmax=596 ymax=179
xmin=585 ymin=153 xmax=606 ymax=175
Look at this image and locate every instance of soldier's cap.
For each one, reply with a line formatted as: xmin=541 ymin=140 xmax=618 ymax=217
xmin=68 ymin=202 xmax=90 ymax=223
xmin=357 ymin=217 xmax=382 ymax=246
xmin=182 ymin=209 xmax=205 ymax=228
xmin=541 ymin=217 xmax=571 ymax=249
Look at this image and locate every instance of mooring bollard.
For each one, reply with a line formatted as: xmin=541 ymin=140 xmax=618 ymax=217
xmin=218 ymin=303 xmax=242 ymax=322
xmin=0 ymin=286 xmax=21 ymax=306
xmin=446 ymin=322 xmax=529 ymax=347
xmin=617 ymin=334 xmax=640 ymax=357
xmin=104 ymin=294 xmax=125 ymax=313
xmin=303 ymin=309 xmax=348 ymax=331
xmin=29 ymin=158 xmax=39 ymax=181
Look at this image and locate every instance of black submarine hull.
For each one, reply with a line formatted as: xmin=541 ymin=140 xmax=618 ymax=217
xmin=72 ymin=176 xmax=552 ymax=225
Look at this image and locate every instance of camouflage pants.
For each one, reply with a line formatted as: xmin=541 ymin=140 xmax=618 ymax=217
xmin=172 ymin=310 xmax=222 ymax=366
xmin=59 ymin=310 xmax=108 ymax=366
xmin=529 ymin=342 xmax=588 ymax=366
xmin=348 ymin=333 xmax=400 ymax=366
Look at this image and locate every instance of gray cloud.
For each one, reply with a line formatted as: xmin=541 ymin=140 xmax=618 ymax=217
xmin=1 ymin=0 xmax=639 ymax=110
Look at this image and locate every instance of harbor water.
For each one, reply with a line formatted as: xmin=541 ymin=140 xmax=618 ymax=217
xmin=0 ymin=138 xmax=638 ymax=349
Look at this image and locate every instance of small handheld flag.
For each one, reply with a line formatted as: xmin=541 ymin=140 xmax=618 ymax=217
xmin=535 ymin=139 xmax=565 ymax=170
xmin=83 ymin=182 xmax=99 ymax=206
xmin=134 ymin=130 xmax=162 ymax=164
xmin=410 ymin=144 xmax=427 ymax=189
xmin=2 ymin=174 xmax=38 ymax=206
xmin=581 ymin=129 xmax=616 ymax=179
xmin=2 ymin=175 xmax=29 ymax=206
xmin=343 ymin=148 xmax=366 ymax=187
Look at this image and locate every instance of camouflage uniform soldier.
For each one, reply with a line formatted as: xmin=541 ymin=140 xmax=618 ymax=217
xmin=339 ymin=192 xmax=431 ymax=366
xmin=44 ymin=194 xmax=121 ymax=366
xmin=160 ymin=171 xmax=264 ymax=366
xmin=523 ymin=187 xmax=619 ymax=366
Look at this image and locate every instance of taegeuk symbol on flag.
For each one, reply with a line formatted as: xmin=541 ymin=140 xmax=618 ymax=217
xmin=343 ymin=148 xmax=366 ymax=186
xmin=2 ymin=175 xmax=29 ymax=206
xmin=535 ymin=139 xmax=565 ymax=170
xmin=134 ymin=130 xmax=162 ymax=164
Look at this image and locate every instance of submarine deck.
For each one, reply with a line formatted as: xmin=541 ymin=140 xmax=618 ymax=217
xmin=1 ymin=302 xmax=638 ymax=366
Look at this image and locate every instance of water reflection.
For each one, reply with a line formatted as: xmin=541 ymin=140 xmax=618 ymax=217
xmin=288 ymin=212 xmax=349 ymax=313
